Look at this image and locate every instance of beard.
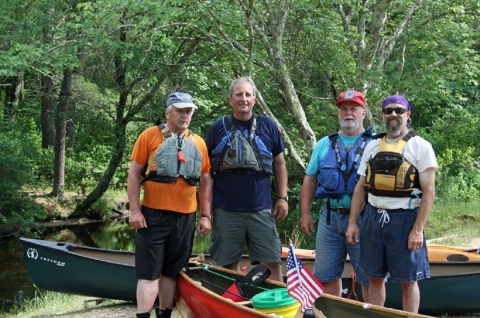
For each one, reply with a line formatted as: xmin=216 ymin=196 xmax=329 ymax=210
xmin=340 ymin=118 xmax=361 ymax=133
xmin=385 ymin=117 xmax=403 ymax=136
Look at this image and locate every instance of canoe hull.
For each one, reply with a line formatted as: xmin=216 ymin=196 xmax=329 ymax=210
xmin=178 ymin=267 xmax=275 ymax=318
xmin=342 ymin=268 xmax=480 ymax=315
xmin=283 ymin=245 xmax=480 ymax=315
xmin=21 ymin=237 xmax=137 ymax=302
xmin=178 ymin=265 xmax=432 ymax=318
xmin=20 ymin=238 xmax=480 ymax=315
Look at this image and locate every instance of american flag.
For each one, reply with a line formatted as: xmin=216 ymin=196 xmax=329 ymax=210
xmin=286 ymin=244 xmax=324 ymax=313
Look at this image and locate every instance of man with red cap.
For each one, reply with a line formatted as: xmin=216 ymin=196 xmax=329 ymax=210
xmin=346 ymin=94 xmax=438 ymax=313
xmin=301 ymin=90 xmax=373 ymax=300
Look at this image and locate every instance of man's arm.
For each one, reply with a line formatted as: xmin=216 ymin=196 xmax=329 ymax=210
xmin=127 ymin=160 xmax=147 ymax=229
xmin=272 ymin=152 xmax=288 ymax=221
xmin=197 ymin=171 xmax=213 ymax=236
xmin=346 ymin=176 xmax=366 ymax=245
xmin=409 ymin=167 xmax=436 ymax=250
xmin=300 ymin=175 xmax=317 ymax=237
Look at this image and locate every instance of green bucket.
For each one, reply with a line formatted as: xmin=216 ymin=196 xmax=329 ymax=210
xmin=252 ymin=288 xmax=300 ymax=318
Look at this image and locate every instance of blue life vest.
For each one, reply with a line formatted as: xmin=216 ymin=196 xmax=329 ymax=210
xmin=315 ymin=127 xmax=374 ymax=199
xmin=210 ymin=113 xmax=273 ymax=175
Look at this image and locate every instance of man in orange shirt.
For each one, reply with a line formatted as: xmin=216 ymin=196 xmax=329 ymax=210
xmin=127 ymin=92 xmax=212 ymax=318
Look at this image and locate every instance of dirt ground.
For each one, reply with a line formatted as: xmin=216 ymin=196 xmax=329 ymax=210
xmin=28 ymin=301 xmax=480 ymax=318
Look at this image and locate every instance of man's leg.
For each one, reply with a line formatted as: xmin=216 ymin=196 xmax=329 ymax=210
xmin=319 ymin=278 xmax=342 ymax=296
xmin=223 ymin=261 xmax=241 ymax=272
xmin=401 ymin=281 xmax=420 ymax=313
xmin=262 ymin=262 xmax=283 ymax=282
xmin=367 ymin=277 xmax=386 ymax=307
xmin=361 ymin=285 xmax=369 ymax=303
xmin=136 ymin=278 xmax=159 ymax=314
xmin=159 ymin=275 xmax=176 ymax=308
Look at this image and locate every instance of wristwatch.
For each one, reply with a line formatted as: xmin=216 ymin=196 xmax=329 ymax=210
xmin=278 ymin=195 xmax=289 ymax=202
xmin=201 ymin=214 xmax=212 ymax=221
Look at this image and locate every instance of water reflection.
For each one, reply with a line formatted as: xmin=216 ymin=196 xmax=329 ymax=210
xmin=0 ymin=220 xmax=212 ymax=314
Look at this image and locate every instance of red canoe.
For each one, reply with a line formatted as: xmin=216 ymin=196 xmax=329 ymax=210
xmin=177 ymin=263 xmax=433 ymax=318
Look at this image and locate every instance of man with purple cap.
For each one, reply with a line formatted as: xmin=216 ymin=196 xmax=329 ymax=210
xmin=128 ymin=92 xmax=212 ymax=318
xmin=300 ymin=90 xmax=373 ymax=300
xmin=346 ymin=94 xmax=438 ymax=313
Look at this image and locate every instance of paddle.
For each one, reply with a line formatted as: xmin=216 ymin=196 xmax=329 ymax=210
xmin=185 ymin=263 xmax=272 ymax=301
xmin=222 ymin=264 xmax=271 ymax=302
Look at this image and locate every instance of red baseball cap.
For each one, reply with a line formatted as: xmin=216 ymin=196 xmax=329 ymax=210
xmin=336 ymin=90 xmax=366 ymax=108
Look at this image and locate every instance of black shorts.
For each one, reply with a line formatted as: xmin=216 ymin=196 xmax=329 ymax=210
xmin=135 ymin=206 xmax=196 ymax=280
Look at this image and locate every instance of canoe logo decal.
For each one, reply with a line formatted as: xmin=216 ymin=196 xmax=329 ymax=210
xmin=26 ymin=248 xmax=66 ymax=267
xmin=26 ymin=248 xmax=38 ymax=260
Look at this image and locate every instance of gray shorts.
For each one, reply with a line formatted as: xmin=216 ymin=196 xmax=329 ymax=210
xmin=210 ymin=208 xmax=282 ymax=266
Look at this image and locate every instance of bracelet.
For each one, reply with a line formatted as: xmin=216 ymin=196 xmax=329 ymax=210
xmin=201 ymin=214 xmax=212 ymax=221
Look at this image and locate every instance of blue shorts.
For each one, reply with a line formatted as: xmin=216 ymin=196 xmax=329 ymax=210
xmin=313 ymin=206 xmax=368 ymax=286
xmin=135 ymin=206 xmax=196 ymax=280
xmin=360 ymin=204 xmax=430 ymax=282
xmin=210 ymin=208 xmax=282 ymax=265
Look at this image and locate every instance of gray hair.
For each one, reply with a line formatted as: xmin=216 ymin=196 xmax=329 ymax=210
xmin=165 ymin=105 xmax=196 ymax=116
xmin=228 ymin=76 xmax=257 ymax=97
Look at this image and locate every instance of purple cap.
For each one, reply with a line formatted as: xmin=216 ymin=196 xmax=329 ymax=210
xmin=382 ymin=95 xmax=410 ymax=111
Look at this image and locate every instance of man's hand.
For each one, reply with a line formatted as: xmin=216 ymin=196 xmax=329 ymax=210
xmin=197 ymin=217 xmax=212 ymax=236
xmin=272 ymin=199 xmax=289 ymax=221
xmin=346 ymin=223 xmax=359 ymax=246
xmin=129 ymin=210 xmax=147 ymax=229
xmin=301 ymin=214 xmax=315 ymax=237
xmin=408 ymin=229 xmax=424 ymax=250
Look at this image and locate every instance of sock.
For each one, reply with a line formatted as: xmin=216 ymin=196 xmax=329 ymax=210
xmin=155 ymin=307 xmax=172 ymax=318
xmin=136 ymin=313 xmax=150 ymax=318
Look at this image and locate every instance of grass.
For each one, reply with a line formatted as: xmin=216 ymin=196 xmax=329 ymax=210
xmin=2 ymin=290 xmax=134 ymax=318
xmin=425 ymin=202 xmax=480 ymax=247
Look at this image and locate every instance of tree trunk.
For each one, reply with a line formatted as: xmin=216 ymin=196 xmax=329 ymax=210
xmin=72 ymin=124 xmax=126 ymax=216
xmin=51 ymin=69 xmax=72 ymax=200
xmin=40 ymin=74 xmax=55 ymax=148
xmin=3 ymin=74 xmax=24 ymax=123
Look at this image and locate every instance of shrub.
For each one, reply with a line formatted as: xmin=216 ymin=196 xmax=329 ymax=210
xmin=0 ymin=135 xmax=46 ymax=236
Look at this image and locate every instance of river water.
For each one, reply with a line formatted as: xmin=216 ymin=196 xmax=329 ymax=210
xmin=0 ymin=221 xmax=211 ymax=314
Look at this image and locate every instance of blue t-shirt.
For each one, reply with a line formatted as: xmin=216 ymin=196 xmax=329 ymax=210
xmin=305 ymin=132 xmax=365 ymax=208
xmin=206 ymin=114 xmax=285 ymax=212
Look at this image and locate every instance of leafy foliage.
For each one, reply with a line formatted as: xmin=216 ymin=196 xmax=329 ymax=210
xmin=0 ymin=131 xmax=46 ymax=236
xmin=0 ymin=0 xmax=479 ymax=230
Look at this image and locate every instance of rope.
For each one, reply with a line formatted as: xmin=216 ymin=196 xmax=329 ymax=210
xmin=346 ymin=273 xmax=358 ymax=301
xmin=185 ymin=268 xmax=250 ymax=301
xmin=184 ymin=265 xmax=270 ymax=297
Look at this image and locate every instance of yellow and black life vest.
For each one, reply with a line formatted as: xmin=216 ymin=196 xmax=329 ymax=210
xmin=364 ymin=131 xmax=420 ymax=197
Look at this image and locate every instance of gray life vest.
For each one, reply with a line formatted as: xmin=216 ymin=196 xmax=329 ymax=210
xmin=142 ymin=124 xmax=202 ymax=186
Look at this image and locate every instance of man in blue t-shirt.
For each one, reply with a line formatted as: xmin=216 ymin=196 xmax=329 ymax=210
xmin=300 ymin=90 xmax=372 ymax=301
xmin=206 ymin=76 xmax=288 ymax=281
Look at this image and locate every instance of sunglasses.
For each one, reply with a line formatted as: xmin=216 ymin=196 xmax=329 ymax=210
xmin=382 ymin=107 xmax=407 ymax=115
